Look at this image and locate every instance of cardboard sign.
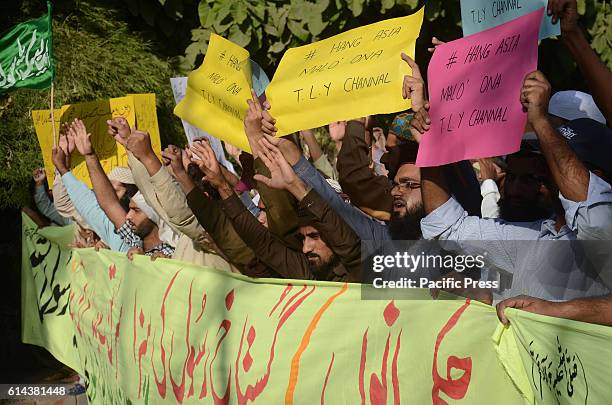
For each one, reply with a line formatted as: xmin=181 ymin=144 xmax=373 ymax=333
xmin=174 ymin=34 xmax=254 ymax=152
xmin=33 ymin=94 xmax=161 ymax=187
xmin=170 ymin=76 xmax=237 ymax=173
xmin=416 ymin=9 xmax=542 ymax=167
xmin=265 ymin=9 xmax=424 ymax=135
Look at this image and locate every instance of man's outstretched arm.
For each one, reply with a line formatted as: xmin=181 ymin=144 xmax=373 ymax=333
xmin=549 ymin=0 xmax=612 ymax=125
xmin=69 ymin=119 xmax=126 ymax=229
xmin=522 ymin=71 xmax=590 ymax=202
xmin=497 ymin=294 xmax=612 ymax=326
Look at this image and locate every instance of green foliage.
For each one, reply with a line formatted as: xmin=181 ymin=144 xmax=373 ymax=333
xmin=0 ymin=1 xmax=184 ymax=208
xmin=182 ymin=0 xmax=429 ymax=70
xmin=588 ymin=1 xmax=612 ymax=67
xmin=123 ymin=0 xmax=610 ymax=84
xmin=2 ymin=0 xmax=610 ymax=209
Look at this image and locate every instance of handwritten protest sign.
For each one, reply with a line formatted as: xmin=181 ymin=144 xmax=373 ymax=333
xmin=461 ymin=0 xmax=559 ymax=40
xmin=416 ymin=9 xmax=542 ymax=167
xmin=170 ymin=77 xmax=237 ymax=173
xmin=33 ymin=95 xmax=161 ymax=187
xmin=130 ymin=93 xmax=163 ymax=161
xmin=174 ymin=34 xmax=254 ymax=152
xmin=265 ymin=9 xmax=424 ymax=136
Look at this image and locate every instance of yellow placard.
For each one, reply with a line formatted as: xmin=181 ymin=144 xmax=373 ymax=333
xmin=174 ymin=33 xmax=253 ymax=152
xmin=33 ymin=95 xmax=161 ymax=188
xmin=266 ymin=9 xmax=424 ymax=135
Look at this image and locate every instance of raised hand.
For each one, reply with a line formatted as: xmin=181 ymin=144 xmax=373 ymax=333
xmin=69 ymin=119 xmax=94 ymax=156
xmin=224 ymin=142 xmax=242 ymax=162
xmin=59 ymin=122 xmax=70 ymax=137
xmin=253 ymin=137 xmax=307 ymax=199
xmin=520 ymin=71 xmax=552 ymax=125
xmin=262 ymin=133 xmax=301 ymax=166
xmin=161 ymin=145 xmax=186 ymax=177
xmin=32 ymin=168 xmax=46 ymax=186
xmin=328 ymin=121 xmax=346 ymax=142
xmin=261 ymin=107 xmax=277 ymax=136
xmin=107 ymin=117 xmax=131 ymax=147
xmin=401 ymin=53 xmax=428 ymax=113
xmin=189 ymin=139 xmax=225 ymax=188
xmin=477 ymin=158 xmax=505 ymax=182
xmin=244 ymin=89 xmax=266 ymax=141
xmin=548 ymin=0 xmax=579 ymax=36
xmin=408 ymin=108 xmax=431 ymax=143
xmin=59 ymin=123 xmax=75 ymax=154
xmin=58 ymin=130 xmax=69 ymax=155
xmin=126 ymin=130 xmax=153 ymax=161
xmin=51 ymin=141 xmax=69 ymax=175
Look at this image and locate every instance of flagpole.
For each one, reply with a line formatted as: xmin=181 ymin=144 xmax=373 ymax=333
xmin=50 ymin=82 xmax=56 ymax=147
xmin=48 ymin=1 xmax=56 ymax=148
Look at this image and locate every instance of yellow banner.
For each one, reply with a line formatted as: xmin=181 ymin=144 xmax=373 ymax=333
xmin=174 ymin=33 xmax=253 ymax=152
xmin=266 ymin=9 xmax=424 ymax=135
xmin=33 ymin=94 xmax=160 ymax=188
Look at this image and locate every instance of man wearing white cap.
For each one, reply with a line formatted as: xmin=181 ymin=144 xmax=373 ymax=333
xmin=106 ymin=117 xmax=238 ymax=271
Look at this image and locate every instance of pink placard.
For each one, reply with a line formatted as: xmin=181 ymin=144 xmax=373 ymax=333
xmin=416 ymin=8 xmax=543 ymax=167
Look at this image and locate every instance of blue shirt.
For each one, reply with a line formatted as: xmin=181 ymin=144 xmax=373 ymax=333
xmin=560 ymin=172 xmax=612 ymax=240
xmin=293 ymin=156 xmax=390 ymax=242
xmin=34 ymin=184 xmax=71 ymax=226
xmin=61 ymin=172 xmax=129 ymax=252
xmin=420 ymin=172 xmax=612 ymax=301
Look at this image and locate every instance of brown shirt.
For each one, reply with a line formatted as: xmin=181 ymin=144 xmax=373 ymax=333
xmin=185 ymin=189 xmax=256 ymax=271
xmin=336 ymin=121 xmax=393 ymax=220
xmin=222 ymin=189 xmax=362 ymax=282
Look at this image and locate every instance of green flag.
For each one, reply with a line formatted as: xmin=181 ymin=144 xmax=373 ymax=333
xmin=0 ymin=1 xmax=54 ymax=93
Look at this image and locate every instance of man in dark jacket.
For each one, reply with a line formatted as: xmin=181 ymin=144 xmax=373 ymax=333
xmin=188 ymin=136 xmax=362 ymax=283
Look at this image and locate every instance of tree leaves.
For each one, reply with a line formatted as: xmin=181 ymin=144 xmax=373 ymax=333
xmin=184 ymin=28 xmax=210 ymax=67
xmin=231 ymin=2 xmax=248 ymax=25
xmin=348 ymin=0 xmax=365 ymax=17
xmin=127 ymin=0 xmax=612 ymax=95
xmin=228 ymin=25 xmax=252 ymax=47
xmin=197 ymin=0 xmax=211 ymax=27
xmin=287 ymin=19 xmax=309 ymax=41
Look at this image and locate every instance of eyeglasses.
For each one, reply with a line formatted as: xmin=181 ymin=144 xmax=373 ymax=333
xmin=391 ymin=180 xmax=421 ymax=190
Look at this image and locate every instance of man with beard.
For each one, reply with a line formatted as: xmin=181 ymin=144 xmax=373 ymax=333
xmin=498 ymin=148 xmax=556 ymax=222
xmin=413 ymin=69 xmax=612 ymax=301
xmin=188 ymin=133 xmax=361 ymax=282
xmin=385 ymin=142 xmax=425 ymax=241
xmin=257 ymin=55 xmax=480 ymax=247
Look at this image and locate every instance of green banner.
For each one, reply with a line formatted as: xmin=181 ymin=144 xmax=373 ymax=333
xmin=0 ymin=1 xmax=54 ymax=93
xmin=21 ymin=213 xmax=611 ymax=404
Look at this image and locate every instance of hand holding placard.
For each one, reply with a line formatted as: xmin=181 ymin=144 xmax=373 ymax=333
xmin=520 ymin=71 xmax=552 ymax=124
xmin=547 ymin=0 xmax=579 ymax=36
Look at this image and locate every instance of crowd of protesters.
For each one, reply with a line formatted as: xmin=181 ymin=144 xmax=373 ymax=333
xmin=26 ymin=0 xmax=612 ymax=327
